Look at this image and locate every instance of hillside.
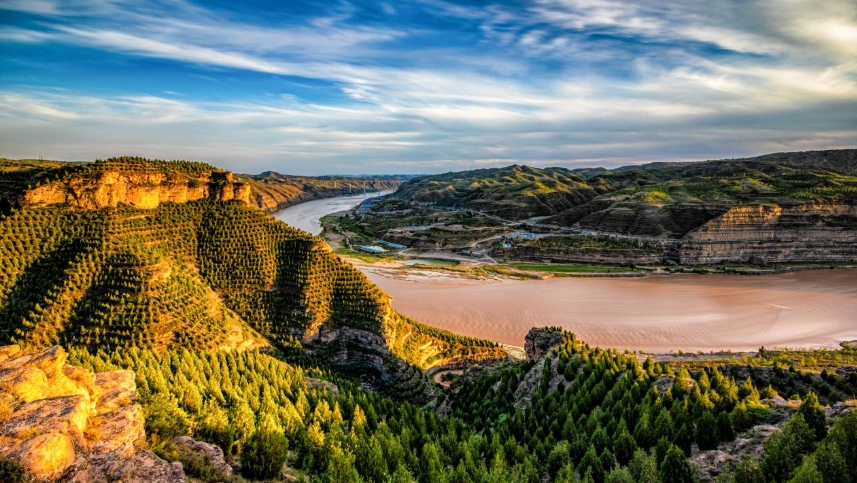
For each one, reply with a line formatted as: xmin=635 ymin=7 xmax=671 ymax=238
xmin=361 ymin=150 xmax=857 ymax=266
xmin=5 ymin=329 xmax=854 ymax=483
xmin=394 ymin=164 xmax=598 ymax=220
xmin=0 ymin=157 xmax=504 ymax=401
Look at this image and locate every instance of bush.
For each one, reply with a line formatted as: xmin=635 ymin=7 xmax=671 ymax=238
xmin=0 ymin=457 xmax=30 ymax=483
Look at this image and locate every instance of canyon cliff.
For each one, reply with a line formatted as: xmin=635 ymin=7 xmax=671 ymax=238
xmin=17 ymin=161 xmax=249 ymax=211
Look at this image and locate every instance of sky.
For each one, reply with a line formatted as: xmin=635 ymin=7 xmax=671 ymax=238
xmin=1 ymin=0 xmax=856 ymax=175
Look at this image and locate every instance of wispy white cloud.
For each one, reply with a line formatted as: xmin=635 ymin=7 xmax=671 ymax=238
xmin=0 ymin=0 xmax=855 ymax=173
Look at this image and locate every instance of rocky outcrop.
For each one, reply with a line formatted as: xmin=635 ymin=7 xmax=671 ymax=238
xmin=509 ymin=201 xmax=857 ymax=266
xmin=0 ymin=345 xmax=184 ymax=483
xmin=172 ymin=436 xmax=232 ymax=477
xmin=524 ymin=328 xmax=565 ymax=362
xmin=680 ymin=202 xmax=857 ymax=265
xmin=22 ymin=169 xmax=249 ymax=210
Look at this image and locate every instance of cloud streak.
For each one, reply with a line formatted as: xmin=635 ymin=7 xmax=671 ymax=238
xmin=0 ymin=0 xmax=855 ymax=173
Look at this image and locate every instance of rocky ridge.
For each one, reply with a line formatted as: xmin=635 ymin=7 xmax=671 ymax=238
xmin=18 ymin=162 xmax=249 ymax=211
xmin=0 ymin=345 xmax=184 ymax=482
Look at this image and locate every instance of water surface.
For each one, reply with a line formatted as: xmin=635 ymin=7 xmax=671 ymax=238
xmin=363 ymin=268 xmax=857 ymax=352
xmin=274 ymin=191 xmax=390 ymax=235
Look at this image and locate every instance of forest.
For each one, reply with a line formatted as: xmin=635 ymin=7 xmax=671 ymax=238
xmin=57 ymin=330 xmax=857 ymax=483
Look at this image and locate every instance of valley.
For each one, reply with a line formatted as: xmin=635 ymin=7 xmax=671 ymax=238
xmin=0 ymin=155 xmax=855 ymax=483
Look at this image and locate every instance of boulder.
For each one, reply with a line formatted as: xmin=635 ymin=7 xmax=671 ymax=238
xmin=11 ymin=432 xmax=76 ymax=480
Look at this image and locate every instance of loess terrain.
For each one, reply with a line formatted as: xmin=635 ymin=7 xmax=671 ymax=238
xmin=343 ymin=150 xmax=857 ymax=268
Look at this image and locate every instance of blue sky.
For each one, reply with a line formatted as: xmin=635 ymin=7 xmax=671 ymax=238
xmin=1 ymin=0 xmax=856 ymax=175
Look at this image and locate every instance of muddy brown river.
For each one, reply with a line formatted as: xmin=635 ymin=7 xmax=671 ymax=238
xmin=363 ymin=268 xmax=857 ymax=352
xmin=274 ymin=193 xmax=857 ymax=352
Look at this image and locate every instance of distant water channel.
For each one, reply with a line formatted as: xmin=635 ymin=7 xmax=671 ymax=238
xmin=273 ymin=191 xmax=393 ymax=235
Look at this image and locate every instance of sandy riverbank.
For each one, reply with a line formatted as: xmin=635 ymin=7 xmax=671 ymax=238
xmin=359 ymin=265 xmax=857 ymax=353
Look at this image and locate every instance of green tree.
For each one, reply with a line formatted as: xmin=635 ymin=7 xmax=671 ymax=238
xmin=240 ymin=417 xmax=289 ymax=480
xmin=717 ymin=411 xmax=735 ymax=442
xmin=695 ymin=411 xmax=720 ymax=451
xmin=613 ymin=429 xmax=637 ymax=466
xmin=323 ymin=446 xmax=363 ymax=483
xmin=195 ymin=399 xmax=233 ymax=452
xmin=659 ymin=444 xmax=695 ymax=483
xmin=789 ymin=456 xmax=824 ymax=483
xmin=547 ymin=441 xmax=571 ymax=478
xmin=634 ymin=413 xmax=656 ymax=449
xmin=825 ymin=410 xmax=857 ymax=482
xmin=761 ymin=429 xmax=793 ymax=482
xmin=628 ymin=449 xmax=658 ymax=483
xmin=605 ymin=467 xmax=634 ymax=483
xmin=579 ymin=447 xmax=604 ymax=483
xmin=812 ymin=442 xmax=848 ymax=483
xmin=555 ymin=462 xmax=578 ymax=483
xmin=143 ymin=393 xmax=189 ymax=438
xmin=798 ymin=392 xmax=827 ymax=441
xmin=733 ymin=456 xmax=765 ymax=483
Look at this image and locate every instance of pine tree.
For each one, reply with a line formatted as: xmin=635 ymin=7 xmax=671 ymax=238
xmin=798 ymin=392 xmax=827 ymax=441
xmin=695 ymin=411 xmax=720 ymax=451
xmin=241 ymin=416 xmax=289 ymax=479
xmin=659 ymin=444 xmax=695 ymax=483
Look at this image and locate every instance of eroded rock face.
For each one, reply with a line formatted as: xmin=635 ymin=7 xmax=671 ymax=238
xmin=524 ymin=328 xmax=565 ymax=363
xmin=22 ymin=170 xmax=249 ymax=210
xmin=0 ymin=345 xmax=185 ymax=483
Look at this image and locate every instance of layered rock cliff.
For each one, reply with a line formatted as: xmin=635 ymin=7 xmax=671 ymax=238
xmin=679 ymin=202 xmax=857 ymax=264
xmin=0 ymin=345 xmax=184 ymax=482
xmin=21 ymin=164 xmax=249 ymax=210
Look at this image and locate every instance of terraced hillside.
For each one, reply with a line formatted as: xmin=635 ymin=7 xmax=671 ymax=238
xmin=0 ymin=158 xmax=504 ymax=399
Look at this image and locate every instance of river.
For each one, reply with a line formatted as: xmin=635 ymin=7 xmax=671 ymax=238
xmin=363 ymin=267 xmax=857 ymax=352
xmin=273 ymin=191 xmax=391 ymax=235
xmin=274 ymin=192 xmax=857 ymax=352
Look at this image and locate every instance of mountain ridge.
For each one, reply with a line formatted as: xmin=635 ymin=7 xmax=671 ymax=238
xmin=0 ymin=157 xmax=505 ymax=402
